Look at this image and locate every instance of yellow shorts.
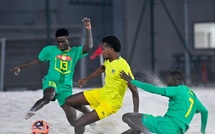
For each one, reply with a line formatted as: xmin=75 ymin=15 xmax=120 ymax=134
xmin=83 ymin=88 xmax=118 ymax=119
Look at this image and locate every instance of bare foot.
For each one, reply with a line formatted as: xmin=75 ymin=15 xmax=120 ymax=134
xmin=25 ymin=111 xmax=35 ymax=120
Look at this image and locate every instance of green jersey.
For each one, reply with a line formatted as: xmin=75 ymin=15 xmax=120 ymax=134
xmin=38 ymin=45 xmax=87 ymax=86
xmin=131 ymin=80 xmax=208 ymax=134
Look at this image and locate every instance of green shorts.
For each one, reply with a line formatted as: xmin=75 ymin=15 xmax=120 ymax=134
xmin=142 ymin=114 xmax=182 ymax=134
xmin=42 ymin=79 xmax=72 ymax=106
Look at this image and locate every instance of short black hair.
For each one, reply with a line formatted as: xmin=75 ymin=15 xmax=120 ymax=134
xmin=55 ymin=28 xmax=69 ymax=37
xmin=102 ymin=35 xmax=121 ymax=52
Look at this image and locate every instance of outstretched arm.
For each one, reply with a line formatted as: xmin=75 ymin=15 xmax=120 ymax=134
xmin=128 ymin=83 xmax=139 ymax=113
xmin=120 ymin=70 xmax=166 ymax=95
xmin=78 ymin=65 xmax=105 ymax=88
xmin=82 ymin=17 xmax=93 ymax=54
xmin=10 ymin=58 xmax=41 ymax=75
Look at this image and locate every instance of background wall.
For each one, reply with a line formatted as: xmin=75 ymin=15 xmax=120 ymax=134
xmin=0 ymin=0 xmax=215 ymax=91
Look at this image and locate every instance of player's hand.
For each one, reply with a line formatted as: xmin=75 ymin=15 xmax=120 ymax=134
xmin=10 ymin=67 xmax=21 ymax=76
xmin=82 ymin=17 xmax=91 ymax=30
xmin=120 ymin=70 xmax=132 ymax=82
xmin=78 ymin=78 xmax=88 ymax=88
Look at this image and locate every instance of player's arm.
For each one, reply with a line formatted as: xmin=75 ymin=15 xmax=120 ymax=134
xmin=82 ymin=17 xmax=93 ymax=54
xmin=120 ymin=70 xmax=166 ymax=95
xmin=131 ymin=80 xmax=166 ymax=95
xmin=128 ymin=83 xmax=139 ymax=112
xmin=10 ymin=58 xmax=41 ymax=75
xmin=196 ymin=99 xmax=208 ymax=134
xmin=78 ymin=65 xmax=105 ymax=88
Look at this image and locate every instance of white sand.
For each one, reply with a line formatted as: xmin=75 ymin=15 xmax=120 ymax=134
xmin=0 ymin=87 xmax=214 ymax=134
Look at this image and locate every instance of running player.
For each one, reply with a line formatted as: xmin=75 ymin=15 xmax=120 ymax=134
xmin=120 ymin=70 xmax=208 ymax=134
xmin=65 ymin=35 xmax=139 ymax=134
xmin=10 ymin=17 xmax=93 ymax=127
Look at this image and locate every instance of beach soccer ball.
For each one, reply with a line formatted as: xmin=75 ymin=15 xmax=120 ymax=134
xmin=32 ymin=120 xmax=49 ymax=134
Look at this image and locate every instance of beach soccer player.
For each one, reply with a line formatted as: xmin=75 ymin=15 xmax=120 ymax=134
xmin=10 ymin=17 xmax=93 ymax=127
xmin=65 ymin=35 xmax=139 ymax=134
xmin=120 ymin=70 xmax=208 ymax=134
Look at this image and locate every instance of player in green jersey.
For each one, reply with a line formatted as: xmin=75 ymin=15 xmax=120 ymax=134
xmin=10 ymin=17 xmax=93 ymax=127
xmin=119 ymin=70 xmax=208 ymax=134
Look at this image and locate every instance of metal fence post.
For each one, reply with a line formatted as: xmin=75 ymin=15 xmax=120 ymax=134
xmin=0 ymin=38 xmax=6 ymax=91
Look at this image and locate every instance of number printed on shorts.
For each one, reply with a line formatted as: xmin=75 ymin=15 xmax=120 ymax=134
xmin=48 ymin=81 xmax=57 ymax=88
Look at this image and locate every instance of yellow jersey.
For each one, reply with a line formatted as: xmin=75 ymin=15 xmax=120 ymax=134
xmin=100 ymin=56 xmax=134 ymax=109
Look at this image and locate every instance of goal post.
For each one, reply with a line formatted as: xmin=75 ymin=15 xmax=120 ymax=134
xmin=0 ymin=38 xmax=6 ymax=91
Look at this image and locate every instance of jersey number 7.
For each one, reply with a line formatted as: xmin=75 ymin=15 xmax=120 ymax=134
xmin=185 ymin=97 xmax=194 ymax=117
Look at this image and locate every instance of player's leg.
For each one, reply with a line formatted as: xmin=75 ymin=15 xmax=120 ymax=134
xmin=65 ymin=92 xmax=98 ymax=130
xmin=25 ymin=87 xmax=55 ymax=119
xmin=74 ymin=110 xmax=100 ymax=134
xmin=122 ymin=113 xmax=152 ymax=134
xmin=61 ymin=93 xmax=92 ymax=126
xmin=69 ymin=92 xmax=99 ymax=129
xmin=65 ymin=89 xmax=102 ymax=133
xmin=61 ymin=103 xmax=77 ymax=126
xmin=65 ymin=92 xmax=91 ymax=113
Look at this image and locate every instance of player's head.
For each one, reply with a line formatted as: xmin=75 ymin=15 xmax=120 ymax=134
xmin=102 ymin=35 xmax=121 ymax=52
xmin=31 ymin=120 xmax=49 ymax=134
xmin=166 ymin=70 xmax=184 ymax=86
xmin=101 ymin=35 xmax=121 ymax=58
xmin=55 ymin=28 xmax=70 ymax=51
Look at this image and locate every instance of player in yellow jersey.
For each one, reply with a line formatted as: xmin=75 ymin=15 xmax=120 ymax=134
xmin=65 ymin=35 xmax=139 ymax=134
